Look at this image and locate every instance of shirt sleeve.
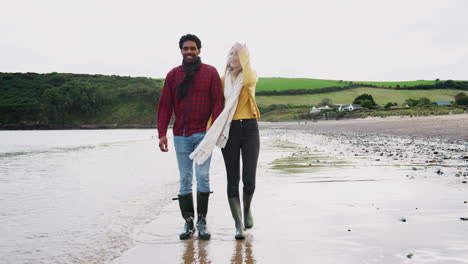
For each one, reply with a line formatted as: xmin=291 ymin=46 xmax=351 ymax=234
xmin=157 ymin=72 xmax=174 ymax=138
xmin=239 ymin=49 xmax=257 ymax=87
xmin=210 ymin=68 xmax=224 ymax=123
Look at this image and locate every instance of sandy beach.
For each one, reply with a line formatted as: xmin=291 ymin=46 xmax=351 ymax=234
xmin=260 ymin=114 xmax=468 ymax=142
xmin=113 ymin=114 xmax=468 ymax=264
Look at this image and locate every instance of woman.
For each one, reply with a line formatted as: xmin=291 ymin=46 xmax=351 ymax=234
xmin=221 ymin=43 xmax=260 ymax=240
xmin=189 ymin=43 xmax=260 ymax=240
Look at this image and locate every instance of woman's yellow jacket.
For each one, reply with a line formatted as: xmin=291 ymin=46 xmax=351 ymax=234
xmin=222 ymin=49 xmax=261 ymax=120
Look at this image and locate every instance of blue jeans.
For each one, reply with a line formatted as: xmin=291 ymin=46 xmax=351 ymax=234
xmin=174 ymin=132 xmax=212 ymax=195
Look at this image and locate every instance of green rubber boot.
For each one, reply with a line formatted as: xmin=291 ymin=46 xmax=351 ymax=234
xmin=178 ymin=193 xmax=195 ymax=240
xmin=196 ymin=192 xmax=211 ymax=240
xmin=228 ymin=197 xmax=246 ymax=240
xmin=243 ymin=192 xmax=254 ymax=229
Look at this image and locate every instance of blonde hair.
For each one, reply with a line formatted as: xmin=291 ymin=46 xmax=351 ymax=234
xmin=224 ymin=46 xmax=242 ymax=77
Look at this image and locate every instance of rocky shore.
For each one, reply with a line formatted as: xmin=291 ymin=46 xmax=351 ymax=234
xmin=259 ymin=114 xmax=468 ymax=142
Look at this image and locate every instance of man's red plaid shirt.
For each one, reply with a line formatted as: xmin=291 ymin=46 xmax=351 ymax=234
xmin=157 ymin=63 xmax=223 ymax=138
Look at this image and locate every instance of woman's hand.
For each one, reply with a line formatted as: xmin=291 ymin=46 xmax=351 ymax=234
xmin=232 ymin=43 xmax=246 ymax=53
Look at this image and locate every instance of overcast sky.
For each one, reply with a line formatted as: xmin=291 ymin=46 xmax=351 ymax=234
xmin=1 ymin=0 xmax=467 ymax=81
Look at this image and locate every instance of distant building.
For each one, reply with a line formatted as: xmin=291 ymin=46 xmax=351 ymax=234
xmin=310 ymin=107 xmax=321 ymax=113
xmin=338 ymin=104 xmax=364 ymax=111
xmin=389 ymin=105 xmax=409 ymax=109
xmin=318 ymin=105 xmax=331 ymax=110
xmin=310 ymin=105 xmax=339 ymax=113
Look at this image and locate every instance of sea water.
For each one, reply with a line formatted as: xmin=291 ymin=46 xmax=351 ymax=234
xmin=0 ymin=129 xmax=182 ymax=263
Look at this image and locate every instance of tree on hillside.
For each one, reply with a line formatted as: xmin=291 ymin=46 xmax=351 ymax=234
xmin=384 ymin=102 xmax=398 ymax=108
xmin=405 ymin=98 xmax=418 ymax=107
xmin=0 ymin=72 xmax=163 ymax=126
xmin=352 ymin=94 xmax=376 ymax=106
xmin=404 ymin=97 xmax=432 ymax=107
xmin=48 ymin=73 xmax=66 ymax=87
xmin=318 ymin=98 xmax=332 ymax=106
xmin=61 ymin=80 xmax=109 ymax=116
xmin=360 ymin=99 xmax=375 ymax=108
xmin=42 ymin=86 xmax=70 ymax=124
xmin=455 ymin=92 xmax=468 ymax=105
xmin=444 ymin=80 xmax=455 ymax=88
xmin=416 ymin=97 xmax=432 ymax=106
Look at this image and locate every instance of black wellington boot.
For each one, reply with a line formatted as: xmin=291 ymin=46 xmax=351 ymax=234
xmin=178 ymin=193 xmax=195 ymax=240
xmin=228 ymin=197 xmax=246 ymax=240
xmin=196 ymin=192 xmax=211 ymax=240
xmin=243 ymin=192 xmax=254 ymax=229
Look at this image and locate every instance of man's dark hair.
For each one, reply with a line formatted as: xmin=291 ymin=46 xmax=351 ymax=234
xmin=179 ymin=34 xmax=202 ymax=49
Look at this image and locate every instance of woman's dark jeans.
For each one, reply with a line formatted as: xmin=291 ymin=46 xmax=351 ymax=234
xmin=221 ymin=119 xmax=260 ymax=198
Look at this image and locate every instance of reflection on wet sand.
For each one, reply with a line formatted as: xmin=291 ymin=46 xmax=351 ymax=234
xmin=231 ymin=237 xmax=256 ymax=264
xmin=181 ymin=237 xmax=256 ymax=263
xmin=182 ymin=239 xmax=210 ymax=264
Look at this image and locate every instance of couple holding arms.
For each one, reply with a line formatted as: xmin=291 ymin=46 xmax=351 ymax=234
xmin=157 ymin=34 xmax=260 ymax=240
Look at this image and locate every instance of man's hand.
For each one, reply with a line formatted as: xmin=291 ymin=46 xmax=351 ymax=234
xmin=159 ymin=136 xmax=169 ymax=152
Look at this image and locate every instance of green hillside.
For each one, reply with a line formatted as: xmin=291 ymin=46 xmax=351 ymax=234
xmin=354 ymin=80 xmax=436 ymax=87
xmin=256 ymin=88 xmax=465 ymax=107
xmin=1 ymin=72 xmax=467 ymax=127
xmin=0 ymin=72 xmax=162 ymax=127
xmin=256 ymin=78 xmax=452 ymax=92
xmin=256 ymin=78 xmax=346 ymax=92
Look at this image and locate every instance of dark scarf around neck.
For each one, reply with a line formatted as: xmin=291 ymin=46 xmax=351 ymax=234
xmin=177 ymin=57 xmax=202 ymax=99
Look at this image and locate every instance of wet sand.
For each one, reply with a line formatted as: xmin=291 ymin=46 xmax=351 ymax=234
xmin=260 ymin=114 xmax=468 ymax=142
xmin=113 ymin=114 xmax=468 ymax=264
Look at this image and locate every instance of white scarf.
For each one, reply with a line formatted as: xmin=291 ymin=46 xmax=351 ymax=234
xmin=189 ymin=72 xmax=244 ymax=165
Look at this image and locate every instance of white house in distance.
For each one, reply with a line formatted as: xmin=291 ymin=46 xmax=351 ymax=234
xmin=338 ymin=104 xmax=364 ymax=111
xmin=309 ymin=105 xmax=340 ymax=113
xmin=310 ymin=104 xmax=365 ymax=113
xmin=310 ymin=107 xmax=321 ymax=113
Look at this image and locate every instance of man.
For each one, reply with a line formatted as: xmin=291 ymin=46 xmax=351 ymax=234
xmin=157 ymin=34 xmax=223 ymax=240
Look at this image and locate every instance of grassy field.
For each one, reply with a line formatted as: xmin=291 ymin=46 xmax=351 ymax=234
xmin=256 ymin=88 xmax=465 ymax=107
xmin=255 ymin=78 xmax=449 ymax=92
xmin=351 ymin=80 xmax=437 ymax=87
xmin=256 ymin=78 xmax=346 ymax=92
xmin=261 ymin=107 xmax=310 ymax=121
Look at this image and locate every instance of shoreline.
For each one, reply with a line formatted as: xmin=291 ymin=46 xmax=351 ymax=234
xmin=259 ymin=113 xmax=468 ymax=142
xmin=3 ymin=113 xmax=467 ymax=135
xmin=0 ymin=123 xmax=157 ymax=130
